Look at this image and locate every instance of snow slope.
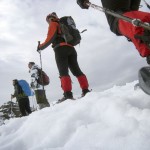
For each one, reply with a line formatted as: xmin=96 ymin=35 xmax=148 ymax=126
xmin=0 ymin=81 xmax=150 ymax=150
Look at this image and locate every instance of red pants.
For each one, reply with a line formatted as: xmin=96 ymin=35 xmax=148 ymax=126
xmin=60 ymin=75 xmax=89 ymax=92
xmin=119 ymin=11 xmax=150 ymax=57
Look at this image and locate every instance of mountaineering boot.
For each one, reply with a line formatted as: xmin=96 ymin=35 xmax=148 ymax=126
xmin=57 ymin=91 xmax=74 ymax=103
xmin=81 ymin=89 xmax=90 ymax=97
xmin=56 ymin=76 xmax=75 ymax=104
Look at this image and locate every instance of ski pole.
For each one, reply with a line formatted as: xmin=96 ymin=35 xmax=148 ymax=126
xmin=143 ymin=0 xmax=150 ymax=9
xmin=86 ymin=2 xmax=150 ymax=31
xmin=38 ymin=41 xmax=44 ymax=90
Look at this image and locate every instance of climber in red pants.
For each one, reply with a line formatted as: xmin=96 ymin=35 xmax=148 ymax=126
xmin=77 ymin=0 xmax=150 ymax=63
xmin=38 ymin=12 xmax=90 ymax=103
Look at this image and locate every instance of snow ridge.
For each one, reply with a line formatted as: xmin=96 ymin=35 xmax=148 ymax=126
xmin=0 ymin=81 xmax=150 ymax=150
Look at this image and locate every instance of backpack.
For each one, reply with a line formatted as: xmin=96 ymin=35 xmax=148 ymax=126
xmin=18 ymin=80 xmax=34 ymax=96
xmin=59 ymin=16 xmax=81 ymax=46
xmin=37 ymin=69 xmax=50 ymax=86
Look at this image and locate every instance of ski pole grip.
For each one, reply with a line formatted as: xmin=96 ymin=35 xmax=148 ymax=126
xmin=38 ymin=41 xmax=40 ymax=46
xmin=37 ymin=41 xmax=41 ymax=52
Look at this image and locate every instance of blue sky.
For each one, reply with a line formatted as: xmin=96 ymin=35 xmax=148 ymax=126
xmin=0 ymin=0 xmax=148 ymax=104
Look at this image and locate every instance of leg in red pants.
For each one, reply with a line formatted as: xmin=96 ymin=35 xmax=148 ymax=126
xmin=119 ymin=11 xmax=150 ymax=57
xmin=77 ymin=75 xmax=90 ymax=96
xmin=58 ymin=76 xmax=74 ymax=103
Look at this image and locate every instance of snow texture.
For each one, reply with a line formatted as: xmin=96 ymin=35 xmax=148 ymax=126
xmin=0 ymin=81 xmax=150 ymax=150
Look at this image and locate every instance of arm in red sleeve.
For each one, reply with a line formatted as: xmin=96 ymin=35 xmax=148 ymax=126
xmin=39 ymin=21 xmax=58 ymax=50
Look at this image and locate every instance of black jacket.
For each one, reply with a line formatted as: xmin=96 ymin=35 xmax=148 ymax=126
xmin=13 ymin=83 xmax=27 ymax=100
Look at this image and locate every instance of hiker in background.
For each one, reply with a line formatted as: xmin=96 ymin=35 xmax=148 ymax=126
xmin=11 ymin=79 xmax=32 ymax=116
xmin=77 ymin=0 xmax=150 ymax=64
xmin=37 ymin=12 xmax=90 ymax=103
xmin=28 ymin=62 xmax=50 ymax=109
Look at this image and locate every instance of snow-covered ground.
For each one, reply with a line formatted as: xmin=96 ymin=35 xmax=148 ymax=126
xmin=0 ymin=81 xmax=150 ymax=150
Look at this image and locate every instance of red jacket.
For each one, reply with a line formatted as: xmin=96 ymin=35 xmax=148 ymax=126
xmin=39 ymin=21 xmax=73 ymax=50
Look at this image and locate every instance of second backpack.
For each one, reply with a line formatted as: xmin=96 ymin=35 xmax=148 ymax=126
xmin=37 ymin=69 xmax=50 ymax=86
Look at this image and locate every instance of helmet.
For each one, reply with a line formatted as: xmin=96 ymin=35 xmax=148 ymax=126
xmin=46 ymin=12 xmax=58 ymax=22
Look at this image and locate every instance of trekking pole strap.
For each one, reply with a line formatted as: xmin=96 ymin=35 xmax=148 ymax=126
xmin=87 ymin=2 xmax=150 ymax=31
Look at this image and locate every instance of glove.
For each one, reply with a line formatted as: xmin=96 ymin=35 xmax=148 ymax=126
xmin=134 ymin=29 xmax=150 ymax=49
xmin=77 ymin=0 xmax=89 ymax=9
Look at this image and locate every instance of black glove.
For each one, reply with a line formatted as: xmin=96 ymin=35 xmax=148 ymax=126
xmin=77 ymin=0 xmax=89 ymax=9
xmin=134 ymin=29 xmax=150 ymax=48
